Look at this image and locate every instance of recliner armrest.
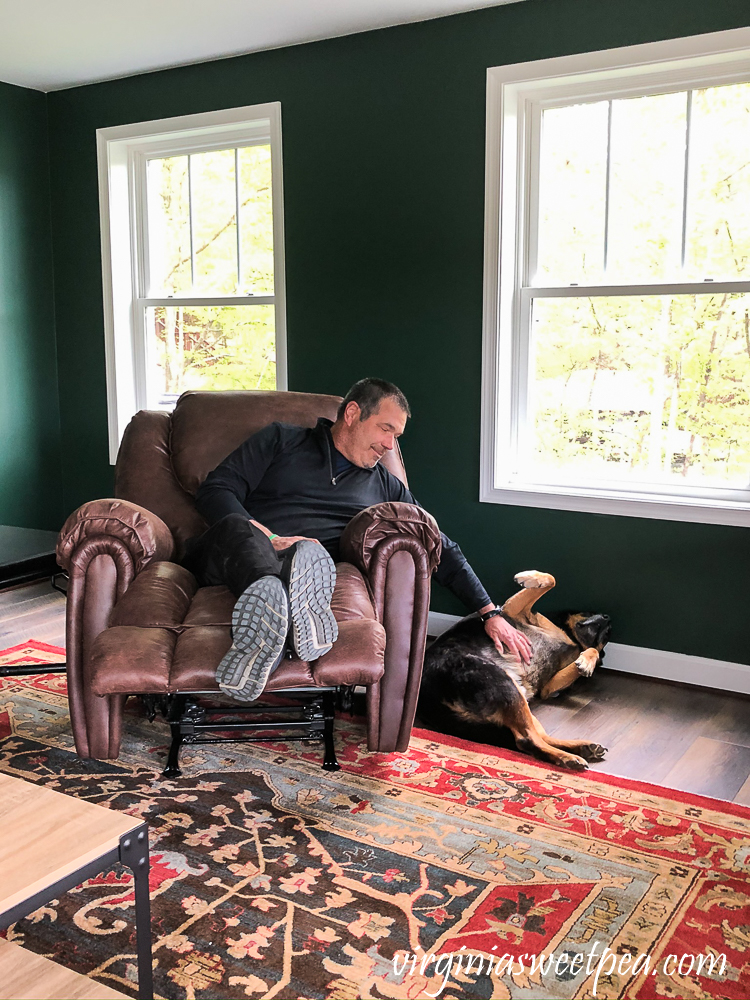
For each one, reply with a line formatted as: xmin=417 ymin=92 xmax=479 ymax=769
xmin=57 ymin=498 xmax=175 ymax=572
xmin=340 ymin=503 xmax=442 ymax=754
xmin=339 ymin=501 xmax=442 ymax=577
xmin=56 ymin=499 xmax=175 ymax=761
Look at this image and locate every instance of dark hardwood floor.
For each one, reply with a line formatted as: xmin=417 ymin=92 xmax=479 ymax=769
xmin=532 ymin=668 xmax=750 ymax=804
xmin=2 ymin=582 xmax=750 ymax=804
xmin=0 ymin=579 xmax=66 ymax=649
xmin=421 ymin=666 xmax=750 ymax=805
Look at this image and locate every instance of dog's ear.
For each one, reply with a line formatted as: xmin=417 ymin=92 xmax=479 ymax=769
xmin=563 ymin=612 xmax=585 ymax=639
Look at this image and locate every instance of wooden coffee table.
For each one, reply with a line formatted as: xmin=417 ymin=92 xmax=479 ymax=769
xmin=0 ymin=938 xmax=128 ymax=998
xmin=0 ymin=774 xmax=153 ymax=999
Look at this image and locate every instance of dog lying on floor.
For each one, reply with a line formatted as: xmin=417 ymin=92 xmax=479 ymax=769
xmin=418 ymin=570 xmax=611 ymax=770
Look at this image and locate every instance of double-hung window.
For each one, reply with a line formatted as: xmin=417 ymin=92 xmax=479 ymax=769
xmin=97 ymin=104 xmax=286 ymax=462
xmin=481 ymin=29 xmax=750 ymax=525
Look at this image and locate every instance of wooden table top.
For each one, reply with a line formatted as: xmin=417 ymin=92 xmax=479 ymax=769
xmin=0 ymin=939 xmax=128 ymax=999
xmin=0 ymin=774 xmax=143 ymax=915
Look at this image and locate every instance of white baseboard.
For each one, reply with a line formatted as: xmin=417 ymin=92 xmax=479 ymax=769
xmin=426 ymin=612 xmax=750 ymax=697
xmin=428 ymin=611 xmax=465 ymax=636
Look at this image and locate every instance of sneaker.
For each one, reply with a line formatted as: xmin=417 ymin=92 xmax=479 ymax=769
xmin=285 ymin=540 xmax=338 ymax=662
xmin=216 ymin=575 xmax=289 ymax=701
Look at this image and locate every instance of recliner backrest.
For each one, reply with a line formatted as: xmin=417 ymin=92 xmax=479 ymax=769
xmin=115 ymin=389 xmax=408 ymax=558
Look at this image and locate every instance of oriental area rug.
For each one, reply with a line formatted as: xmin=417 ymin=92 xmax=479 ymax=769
xmin=1 ymin=643 xmax=749 ymax=1000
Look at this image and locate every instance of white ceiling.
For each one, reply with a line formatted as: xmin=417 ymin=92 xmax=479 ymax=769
xmin=0 ymin=0 xmax=524 ymax=92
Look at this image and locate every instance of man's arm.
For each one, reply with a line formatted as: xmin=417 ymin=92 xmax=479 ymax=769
xmin=385 ymin=475 xmax=531 ymax=663
xmin=433 ymin=532 xmax=490 ymax=609
xmin=435 ymin=534 xmax=532 ymax=663
xmin=196 ymin=423 xmax=283 ymax=525
xmin=196 ymin=423 xmax=322 ymax=552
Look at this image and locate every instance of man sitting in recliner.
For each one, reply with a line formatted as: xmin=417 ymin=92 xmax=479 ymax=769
xmin=183 ymin=377 xmax=531 ymax=700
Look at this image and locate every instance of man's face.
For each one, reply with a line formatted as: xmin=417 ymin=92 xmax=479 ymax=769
xmin=342 ymin=398 xmax=408 ymax=468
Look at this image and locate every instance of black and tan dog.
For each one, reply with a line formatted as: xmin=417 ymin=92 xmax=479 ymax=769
xmin=418 ymin=571 xmax=611 ymax=770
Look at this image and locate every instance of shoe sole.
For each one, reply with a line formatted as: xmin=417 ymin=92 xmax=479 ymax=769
xmin=288 ymin=541 xmax=338 ymax=662
xmin=216 ymin=576 xmax=289 ymax=701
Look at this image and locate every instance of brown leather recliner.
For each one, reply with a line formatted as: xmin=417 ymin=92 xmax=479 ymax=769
xmin=56 ymin=390 xmax=442 ymax=763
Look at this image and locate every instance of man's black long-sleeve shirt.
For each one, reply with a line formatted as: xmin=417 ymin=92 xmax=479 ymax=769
xmin=195 ymin=418 xmax=492 ymax=612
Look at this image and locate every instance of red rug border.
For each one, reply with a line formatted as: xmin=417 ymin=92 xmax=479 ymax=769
xmin=3 ymin=646 xmax=747 ymax=820
xmin=0 ymin=640 xmax=65 ymax=657
xmin=412 ymin=725 xmax=750 ymax=818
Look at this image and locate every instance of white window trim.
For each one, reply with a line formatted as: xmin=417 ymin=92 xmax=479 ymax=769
xmin=97 ymin=103 xmax=287 ymax=463
xmin=481 ymin=27 xmax=750 ymax=527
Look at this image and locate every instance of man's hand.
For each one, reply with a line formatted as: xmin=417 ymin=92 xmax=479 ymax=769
xmin=484 ymin=614 xmax=532 ymax=664
xmin=270 ymin=535 xmax=322 ymax=551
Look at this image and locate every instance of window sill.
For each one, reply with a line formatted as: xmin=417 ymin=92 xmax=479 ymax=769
xmin=480 ymin=481 xmax=750 ymax=527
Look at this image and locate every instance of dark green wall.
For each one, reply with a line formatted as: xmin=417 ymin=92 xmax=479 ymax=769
xmin=46 ymin=0 xmax=750 ymax=660
xmin=0 ymin=81 xmax=62 ymax=530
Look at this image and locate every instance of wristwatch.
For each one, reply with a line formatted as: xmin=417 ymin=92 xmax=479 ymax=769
xmin=480 ymin=607 xmax=504 ymax=623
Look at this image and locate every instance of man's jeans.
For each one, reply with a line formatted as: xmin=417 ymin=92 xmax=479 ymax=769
xmin=182 ymin=513 xmax=293 ymax=599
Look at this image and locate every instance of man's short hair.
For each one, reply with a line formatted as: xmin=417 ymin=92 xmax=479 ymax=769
xmin=337 ymin=378 xmax=412 ymax=422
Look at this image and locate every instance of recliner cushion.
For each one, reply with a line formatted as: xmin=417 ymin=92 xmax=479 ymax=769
xmin=108 ymin=561 xmax=197 ymax=627
xmin=166 ymin=618 xmax=385 ymax=691
xmin=91 ymin=558 xmax=383 ymax=697
xmin=90 ymin=627 xmax=175 ymax=696
xmin=330 ymin=564 xmax=376 ymax=621
xmin=114 ymin=410 xmax=206 ymax=558
xmin=310 ymin=619 xmax=386 ymax=687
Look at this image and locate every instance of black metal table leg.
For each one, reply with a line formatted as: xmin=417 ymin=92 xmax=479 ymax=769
xmin=119 ymin=825 xmax=153 ymax=1000
xmin=322 ymin=690 xmax=341 ymax=771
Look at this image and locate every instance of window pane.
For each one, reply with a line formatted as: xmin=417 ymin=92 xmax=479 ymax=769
xmin=685 ymin=83 xmax=750 ymax=280
xmin=536 ymin=88 xmax=750 ymax=284
xmin=147 ymin=145 xmax=277 ymax=297
xmin=191 ymin=148 xmax=239 ymax=294
xmin=525 ymin=294 xmax=750 ymax=489
xmin=147 ymin=155 xmax=192 ymax=295
xmin=537 ymin=102 xmax=608 ymax=283
xmin=145 ymin=305 xmax=275 ymax=408
xmin=238 ymin=144 xmax=274 ymax=294
xmin=606 ymin=92 xmax=687 ymax=282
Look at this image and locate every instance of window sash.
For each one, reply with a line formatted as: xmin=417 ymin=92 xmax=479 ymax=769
xmin=141 ymin=302 xmax=277 ymax=410
xmin=139 ymin=296 xmax=276 ymax=307
xmin=513 ymin=291 xmax=750 ymax=505
xmin=133 ymin=295 xmax=278 ymax=415
xmin=481 ymin=28 xmax=750 ymax=527
xmin=137 ymin=136 xmax=274 ymax=300
xmin=527 ymin=86 xmax=747 ymax=288
xmin=97 ymin=104 xmax=287 ymax=463
xmin=132 ymin=136 xmax=280 ymax=413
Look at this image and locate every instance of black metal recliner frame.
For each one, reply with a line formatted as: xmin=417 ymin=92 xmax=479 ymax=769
xmin=161 ymin=686 xmax=342 ymax=777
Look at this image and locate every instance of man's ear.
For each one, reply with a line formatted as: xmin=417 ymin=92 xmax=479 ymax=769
xmin=344 ymin=401 xmax=361 ymax=426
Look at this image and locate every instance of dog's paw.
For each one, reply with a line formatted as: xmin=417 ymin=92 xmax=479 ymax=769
xmin=558 ymin=752 xmax=589 ymax=771
xmin=577 ymin=743 xmax=607 ymax=763
xmin=574 ymin=652 xmax=597 ymax=677
xmin=514 ymin=570 xmax=555 ymax=590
